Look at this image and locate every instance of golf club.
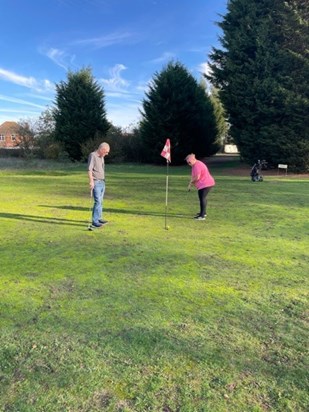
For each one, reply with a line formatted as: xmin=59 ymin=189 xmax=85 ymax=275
xmin=87 ymin=189 xmax=94 ymax=231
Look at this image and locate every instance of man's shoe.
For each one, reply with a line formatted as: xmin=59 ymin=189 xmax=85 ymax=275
xmin=99 ymin=219 xmax=108 ymax=225
xmin=92 ymin=222 xmax=103 ymax=228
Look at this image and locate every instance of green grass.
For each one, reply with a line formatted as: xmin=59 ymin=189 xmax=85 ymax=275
xmin=0 ymin=158 xmax=308 ymax=412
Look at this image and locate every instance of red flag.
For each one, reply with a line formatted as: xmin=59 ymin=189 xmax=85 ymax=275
xmin=160 ymin=138 xmax=171 ymax=163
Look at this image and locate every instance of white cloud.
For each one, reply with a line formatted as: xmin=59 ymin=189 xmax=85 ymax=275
xmin=98 ymin=64 xmax=145 ymax=127
xmin=106 ymin=102 xmax=142 ymax=128
xmin=197 ymin=62 xmax=212 ymax=77
xmin=26 ymin=93 xmax=54 ymax=102
xmin=40 ymin=79 xmax=55 ymax=92
xmin=100 ymin=64 xmax=130 ymax=92
xmin=0 ymin=105 xmax=44 ymax=124
xmin=0 ymin=68 xmax=37 ymax=89
xmin=43 ymin=48 xmax=75 ymax=71
xmin=148 ymin=52 xmax=175 ymax=65
xmin=136 ymin=79 xmax=151 ymax=95
xmin=0 ymin=94 xmax=46 ymax=109
xmin=0 ymin=67 xmax=54 ymax=93
xmin=72 ymin=31 xmax=134 ymax=49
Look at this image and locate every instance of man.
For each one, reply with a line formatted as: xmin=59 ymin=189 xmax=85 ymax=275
xmin=186 ymin=153 xmax=215 ymax=220
xmin=88 ymin=142 xmax=110 ymax=228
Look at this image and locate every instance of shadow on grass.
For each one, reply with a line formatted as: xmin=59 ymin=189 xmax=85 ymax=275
xmin=0 ymin=212 xmax=87 ymax=227
xmin=39 ymin=205 xmax=189 ymax=218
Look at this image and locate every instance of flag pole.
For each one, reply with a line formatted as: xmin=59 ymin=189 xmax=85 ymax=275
xmin=165 ymin=159 xmax=169 ymax=229
xmin=160 ymin=138 xmax=171 ymax=230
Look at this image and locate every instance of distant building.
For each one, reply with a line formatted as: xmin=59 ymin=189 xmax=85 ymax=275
xmin=0 ymin=121 xmax=21 ymax=147
xmin=224 ymin=144 xmax=239 ymax=154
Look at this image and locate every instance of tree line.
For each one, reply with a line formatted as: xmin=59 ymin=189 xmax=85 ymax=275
xmin=15 ymin=0 xmax=308 ymax=171
xmin=16 ymin=63 xmax=224 ymax=166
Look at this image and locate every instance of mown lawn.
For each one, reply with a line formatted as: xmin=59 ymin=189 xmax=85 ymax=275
xmin=0 ymin=158 xmax=308 ymax=412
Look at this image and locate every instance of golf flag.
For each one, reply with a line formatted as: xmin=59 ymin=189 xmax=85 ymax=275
xmin=161 ymin=139 xmax=171 ymax=230
xmin=161 ymin=138 xmax=171 ymax=163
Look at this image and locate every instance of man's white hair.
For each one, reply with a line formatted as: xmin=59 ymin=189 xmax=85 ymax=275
xmin=98 ymin=142 xmax=110 ymax=150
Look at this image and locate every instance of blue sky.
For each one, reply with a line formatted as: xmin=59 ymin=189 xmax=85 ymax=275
xmin=0 ymin=0 xmax=227 ymax=129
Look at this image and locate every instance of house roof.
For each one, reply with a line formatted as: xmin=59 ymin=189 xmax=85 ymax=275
xmin=0 ymin=121 xmax=19 ymax=134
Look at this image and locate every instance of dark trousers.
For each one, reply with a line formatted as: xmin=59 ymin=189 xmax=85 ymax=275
xmin=198 ymin=187 xmax=212 ymax=217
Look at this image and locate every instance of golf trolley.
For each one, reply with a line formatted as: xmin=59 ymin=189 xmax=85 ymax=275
xmin=250 ymin=159 xmax=268 ymax=182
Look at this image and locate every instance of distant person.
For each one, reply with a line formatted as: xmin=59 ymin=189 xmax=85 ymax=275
xmin=88 ymin=142 xmax=110 ymax=228
xmin=186 ymin=153 xmax=215 ymax=220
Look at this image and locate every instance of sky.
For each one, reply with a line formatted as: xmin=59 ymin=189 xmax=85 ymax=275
xmin=0 ymin=0 xmax=227 ymax=129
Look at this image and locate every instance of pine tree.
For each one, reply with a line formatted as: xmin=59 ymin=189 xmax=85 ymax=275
xmin=140 ymin=61 xmax=219 ymax=164
xmin=208 ymin=0 xmax=309 ymax=171
xmin=53 ymin=67 xmax=109 ymax=161
xmin=209 ymin=87 xmax=229 ymax=148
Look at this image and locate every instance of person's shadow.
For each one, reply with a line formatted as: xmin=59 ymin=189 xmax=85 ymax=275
xmin=0 ymin=205 xmax=190 ymax=230
xmin=0 ymin=211 xmax=86 ymax=227
xmin=39 ymin=205 xmax=188 ymax=218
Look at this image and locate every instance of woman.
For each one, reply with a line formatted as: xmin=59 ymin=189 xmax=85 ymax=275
xmin=186 ymin=153 xmax=215 ymax=220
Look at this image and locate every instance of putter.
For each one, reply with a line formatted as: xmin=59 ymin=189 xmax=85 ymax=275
xmin=87 ymin=189 xmax=94 ymax=231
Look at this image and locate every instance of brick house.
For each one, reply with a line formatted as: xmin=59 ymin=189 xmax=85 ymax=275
xmin=0 ymin=121 xmax=21 ymax=147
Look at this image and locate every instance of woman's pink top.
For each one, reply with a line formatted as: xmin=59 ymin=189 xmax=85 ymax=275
xmin=192 ymin=160 xmax=215 ymax=190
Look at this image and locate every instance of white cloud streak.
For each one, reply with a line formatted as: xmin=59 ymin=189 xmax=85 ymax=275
xmin=43 ymin=48 xmax=76 ymax=71
xmin=0 ymin=68 xmax=37 ymax=89
xmin=147 ymin=52 xmax=175 ymax=65
xmin=0 ymin=94 xmax=46 ymax=109
xmin=100 ymin=64 xmax=130 ymax=92
xmin=0 ymin=67 xmax=54 ymax=93
xmin=72 ymin=31 xmax=134 ymax=49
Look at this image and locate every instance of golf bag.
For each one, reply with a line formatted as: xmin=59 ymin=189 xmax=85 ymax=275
xmin=250 ymin=160 xmax=267 ymax=182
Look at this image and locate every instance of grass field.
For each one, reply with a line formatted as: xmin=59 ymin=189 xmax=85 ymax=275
xmin=0 ymin=157 xmax=308 ymax=412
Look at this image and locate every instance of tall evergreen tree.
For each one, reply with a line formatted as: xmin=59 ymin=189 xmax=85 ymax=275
xmin=209 ymin=87 xmax=229 ymax=148
xmin=140 ymin=61 xmax=220 ymax=164
xmin=53 ymin=67 xmax=109 ymax=161
xmin=208 ymin=0 xmax=309 ymax=171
